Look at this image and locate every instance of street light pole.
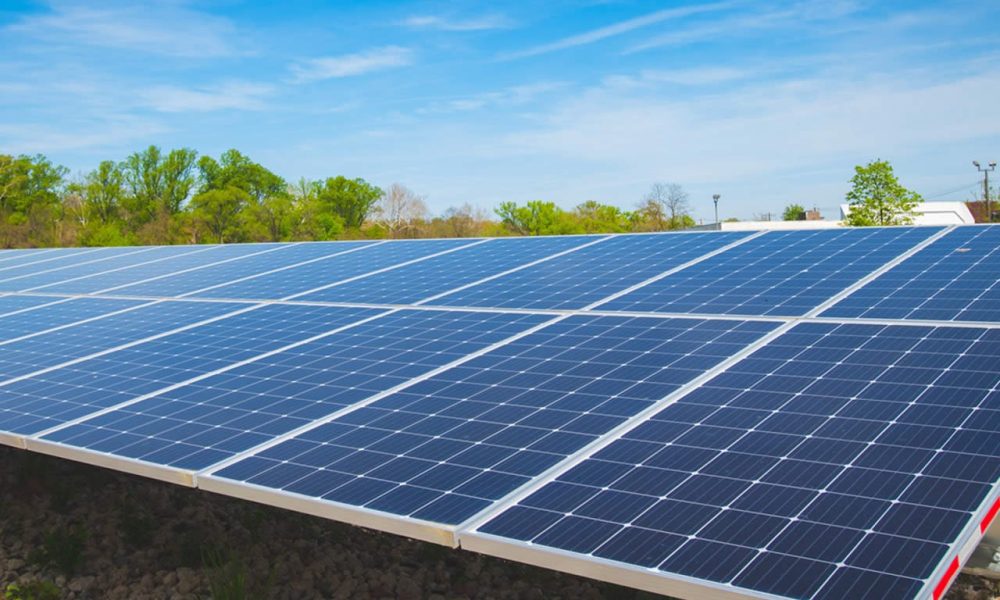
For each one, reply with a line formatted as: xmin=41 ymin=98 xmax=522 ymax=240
xmin=974 ymin=161 xmax=997 ymax=222
xmin=713 ymin=194 xmax=720 ymax=227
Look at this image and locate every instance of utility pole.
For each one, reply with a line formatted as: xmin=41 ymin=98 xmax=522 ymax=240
xmin=713 ymin=194 xmax=720 ymax=228
xmin=974 ymin=161 xmax=997 ymax=222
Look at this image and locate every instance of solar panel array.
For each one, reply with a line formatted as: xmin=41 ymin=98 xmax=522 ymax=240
xmin=1 ymin=225 xmax=997 ymax=600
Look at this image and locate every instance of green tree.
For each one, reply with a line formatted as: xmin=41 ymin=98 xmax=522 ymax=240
xmin=782 ymin=203 xmax=806 ymax=221
xmin=82 ymin=160 xmax=125 ymax=224
xmin=190 ymin=186 xmax=250 ymax=243
xmin=845 ymin=160 xmax=921 ymax=226
xmin=495 ymin=200 xmax=581 ymax=236
xmin=0 ymin=154 xmax=67 ymax=247
xmin=316 ymin=176 xmax=383 ymax=229
xmin=573 ymin=200 xmax=633 ymax=233
xmin=121 ymin=146 xmax=197 ymax=229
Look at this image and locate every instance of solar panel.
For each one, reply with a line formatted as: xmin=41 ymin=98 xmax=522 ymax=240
xmin=40 ymin=309 xmax=549 ymax=473
xmin=0 ymin=297 xmax=146 ymax=342
xmin=0 ymin=304 xmax=384 ymax=436
xmin=188 ymin=238 xmax=476 ymax=300
xmin=199 ymin=315 xmax=776 ymax=540
xmin=600 ymin=227 xmax=942 ymax=316
xmin=33 ymin=242 xmax=289 ymax=295
xmin=429 ymin=232 xmax=751 ymax=310
xmin=0 ymin=247 xmax=107 ymax=273
xmin=0 ymin=245 xmax=206 ymax=291
xmin=823 ymin=226 xmax=1000 ymax=322
xmin=468 ymin=320 xmax=1000 ymax=599
xmin=103 ymin=241 xmax=374 ymax=298
xmin=0 ymin=299 xmax=240 ymax=383
xmin=0 ymin=294 xmax=75 ymax=317
xmin=0 ymin=225 xmax=997 ymax=600
xmin=296 ymin=236 xmax=599 ymax=305
xmin=0 ymin=247 xmax=82 ymax=268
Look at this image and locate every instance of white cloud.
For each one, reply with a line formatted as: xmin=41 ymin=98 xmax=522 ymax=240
xmin=140 ymin=82 xmax=273 ymax=113
xmin=604 ymin=67 xmax=753 ymax=88
xmin=290 ymin=47 xmax=414 ymax=83
xmin=423 ymin=81 xmax=568 ymax=113
xmin=500 ymin=1 xmax=734 ymax=60
xmin=402 ymin=14 xmax=512 ymax=32
xmin=7 ymin=1 xmax=240 ymax=58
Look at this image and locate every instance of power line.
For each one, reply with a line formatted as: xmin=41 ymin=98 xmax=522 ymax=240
xmin=922 ymin=180 xmax=981 ymax=200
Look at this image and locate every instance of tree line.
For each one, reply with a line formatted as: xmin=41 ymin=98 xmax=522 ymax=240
xmin=0 ymin=149 xmax=929 ymax=249
xmin=0 ymin=148 xmax=699 ymax=248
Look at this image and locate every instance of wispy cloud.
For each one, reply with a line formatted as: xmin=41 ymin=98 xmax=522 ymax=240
xmin=402 ymin=14 xmax=512 ymax=32
xmin=6 ymin=1 xmax=241 ymax=58
xmin=604 ymin=67 xmax=754 ymax=88
xmin=627 ymin=1 xmax=862 ymax=53
xmin=140 ymin=82 xmax=273 ymax=113
xmin=500 ymin=2 xmax=733 ymax=60
xmin=423 ymin=82 xmax=568 ymax=113
xmin=290 ymin=46 xmax=414 ymax=83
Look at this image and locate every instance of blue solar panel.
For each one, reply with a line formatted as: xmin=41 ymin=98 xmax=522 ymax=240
xmin=0 ymin=247 xmax=131 ymax=281
xmin=823 ymin=226 xmax=1000 ymax=322
xmin=429 ymin=232 xmax=749 ymax=310
xmin=0 ymin=300 xmax=241 ymax=383
xmin=476 ymin=321 xmax=1000 ymax=599
xmin=190 ymin=239 xmax=474 ymax=300
xmin=296 ymin=236 xmax=597 ymax=305
xmin=0 ymin=305 xmax=382 ymax=436
xmin=0 ymin=297 xmax=145 ymax=342
xmin=0 ymin=245 xmax=211 ymax=292
xmin=0 ymin=248 xmax=74 ymax=267
xmin=0 ymin=294 xmax=71 ymax=317
xmin=34 ymin=243 xmax=285 ymax=295
xmin=601 ymin=227 xmax=941 ymax=316
xmin=207 ymin=315 xmax=776 ymax=525
xmin=43 ymin=309 xmax=549 ymax=470
xmin=105 ymin=241 xmax=373 ymax=298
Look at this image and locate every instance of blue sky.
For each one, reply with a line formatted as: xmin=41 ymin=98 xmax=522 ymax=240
xmin=1 ymin=0 xmax=998 ymax=222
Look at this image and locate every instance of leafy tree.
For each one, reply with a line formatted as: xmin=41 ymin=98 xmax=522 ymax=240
xmin=0 ymin=154 xmax=66 ymax=247
xmin=845 ymin=160 xmax=921 ymax=226
xmin=82 ymin=161 xmax=126 ymax=224
xmin=198 ymin=149 xmax=283 ymax=204
xmin=121 ymin=146 xmax=197 ymax=227
xmin=190 ymin=186 xmax=249 ymax=243
xmin=495 ymin=200 xmax=581 ymax=236
xmin=573 ymin=200 xmax=633 ymax=233
xmin=782 ymin=203 xmax=806 ymax=221
xmin=316 ymin=176 xmax=383 ymax=229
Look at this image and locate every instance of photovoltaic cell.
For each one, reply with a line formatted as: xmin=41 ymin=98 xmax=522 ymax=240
xmin=0 ymin=246 xmax=204 ymax=291
xmin=477 ymin=321 xmax=1000 ymax=599
xmin=0 ymin=247 xmax=112 ymax=277
xmin=189 ymin=239 xmax=473 ymax=300
xmin=430 ymin=232 xmax=749 ymax=310
xmin=105 ymin=241 xmax=373 ymax=298
xmin=0 ymin=294 xmax=73 ymax=317
xmin=34 ymin=243 xmax=284 ymax=294
xmin=296 ymin=236 xmax=596 ymax=305
xmin=44 ymin=310 xmax=548 ymax=470
xmin=0 ymin=305 xmax=381 ymax=436
xmin=209 ymin=315 xmax=776 ymax=525
xmin=0 ymin=297 xmax=145 ymax=342
xmin=823 ymin=226 xmax=1000 ymax=322
xmin=0 ymin=248 xmax=70 ymax=267
xmin=601 ymin=227 xmax=941 ymax=316
xmin=0 ymin=300 xmax=241 ymax=383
